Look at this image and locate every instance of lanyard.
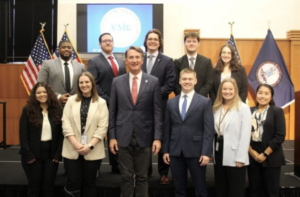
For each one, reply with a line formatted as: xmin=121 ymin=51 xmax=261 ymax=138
xmin=218 ymin=108 xmax=229 ymax=134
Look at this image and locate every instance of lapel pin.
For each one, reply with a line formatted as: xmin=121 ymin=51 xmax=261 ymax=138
xmin=157 ymin=59 xmax=161 ymax=62
xmin=145 ymin=80 xmax=148 ymax=83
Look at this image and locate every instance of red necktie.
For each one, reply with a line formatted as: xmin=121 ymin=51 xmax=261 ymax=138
xmin=108 ymin=56 xmax=118 ymax=76
xmin=132 ymin=76 xmax=137 ymax=105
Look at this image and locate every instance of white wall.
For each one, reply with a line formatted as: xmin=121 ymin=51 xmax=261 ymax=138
xmin=58 ymin=0 xmax=300 ymax=59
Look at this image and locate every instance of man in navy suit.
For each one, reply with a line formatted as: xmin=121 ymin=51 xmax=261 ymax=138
xmin=109 ymin=46 xmax=163 ymax=197
xmin=162 ymin=68 xmax=214 ymax=197
xmin=174 ymin=32 xmax=213 ymax=97
xmin=141 ymin=29 xmax=175 ymax=184
xmin=88 ymin=33 xmax=126 ymax=173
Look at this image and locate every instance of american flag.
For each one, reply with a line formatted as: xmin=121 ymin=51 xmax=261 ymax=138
xmin=20 ymin=30 xmax=52 ymax=94
xmin=53 ymin=30 xmax=82 ymax=63
xmin=228 ymin=34 xmax=242 ymax=64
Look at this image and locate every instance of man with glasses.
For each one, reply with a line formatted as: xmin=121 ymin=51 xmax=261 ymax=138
xmin=88 ymin=32 xmax=126 ymax=174
xmin=174 ymin=32 xmax=213 ymax=97
xmin=141 ymin=29 xmax=175 ymax=184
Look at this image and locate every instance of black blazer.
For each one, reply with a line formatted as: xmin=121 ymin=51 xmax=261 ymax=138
xmin=250 ymin=106 xmax=286 ymax=167
xmin=174 ymin=54 xmax=213 ymax=97
xmin=19 ymin=106 xmax=63 ymax=162
xmin=142 ymin=52 xmax=176 ymax=114
xmin=209 ymin=66 xmax=248 ymax=104
xmin=87 ymin=53 xmax=126 ymax=105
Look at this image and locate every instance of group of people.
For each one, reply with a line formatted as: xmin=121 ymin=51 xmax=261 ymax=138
xmin=18 ymin=29 xmax=286 ymax=197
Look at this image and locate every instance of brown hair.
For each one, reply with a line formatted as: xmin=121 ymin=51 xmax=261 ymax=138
xmin=76 ymin=71 xmax=99 ymax=102
xmin=214 ymin=44 xmax=241 ymax=72
xmin=184 ymin=32 xmax=200 ymax=42
xmin=125 ymin=46 xmax=144 ymax=59
xmin=27 ymin=82 xmax=62 ymax=127
xmin=143 ymin=29 xmax=163 ymax=52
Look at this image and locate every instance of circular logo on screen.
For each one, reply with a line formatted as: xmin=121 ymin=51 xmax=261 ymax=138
xmin=100 ymin=8 xmax=141 ymax=48
xmin=256 ymin=61 xmax=282 ymax=86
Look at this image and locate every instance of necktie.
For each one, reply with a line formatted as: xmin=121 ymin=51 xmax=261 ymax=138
xmin=181 ymin=95 xmax=187 ymax=120
xmin=64 ymin=62 xmax=71 ymax=93
xmin=190 ymin=57 xmax=195 ymax=70
xmin=147 ymin=55 xmax=154 ymax=74
xmin=132 ymin=76 xmax=137 ymax=105
xmin=108 ymin=56 xmax=119 ymax=76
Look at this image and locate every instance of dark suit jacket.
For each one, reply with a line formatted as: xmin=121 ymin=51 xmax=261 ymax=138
xmin=38 ymin=58 xmax=86 ymax=96
xmin=174 ymin=54 xmax=213 ymax=97
xmin=87 ymin=53 xmax=126 ymax=105
xmin=162 ymin=93 xmax=214 ymax=158
xmin=250 ymin=106 xmax=286 ymax=167
xmin=19 ymin=106 xmax=63 ymax=162
xmin=209 ymin=66 xmax=248 ymax=104
xmin=142 ymin=52 xmax=176 ymax=113
xmin=109 ymin=72 xmax=163 ymax=148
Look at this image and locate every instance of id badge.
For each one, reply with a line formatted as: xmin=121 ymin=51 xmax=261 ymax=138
xmin=81 ymin=135 xmax=87 ymax=145
xmin=216 ymin=142 xmax=219 ymax=152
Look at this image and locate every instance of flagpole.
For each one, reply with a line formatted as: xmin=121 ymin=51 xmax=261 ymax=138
xmin=63 ymin=24 xmax=83 ymax=63
xmin=40 ymin=22 xmax=52 ymax=59
xmin=228 ymin=22 xmax=234 ymax=35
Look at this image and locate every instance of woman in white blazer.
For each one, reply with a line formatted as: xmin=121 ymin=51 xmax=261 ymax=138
xmin=213 ymin=78 xmax=251 ymax=197
xmin=62 ymin=72 xmax=108 ymax=197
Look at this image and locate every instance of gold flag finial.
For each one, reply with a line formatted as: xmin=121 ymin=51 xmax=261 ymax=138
xmin=40 ymin=22 xmax=46 ymax=32
xmin=228 ymin=22 xmax=235 ymax=35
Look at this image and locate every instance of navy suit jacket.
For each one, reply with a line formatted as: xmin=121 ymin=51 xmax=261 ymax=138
xmin=162 ymin=93 xmax=215 ymax=158
xmin=109 ymin=72 xmax=163 ymax=148
xmin=174 ymin=54 xmax=213 ymax=97
xmin=87 ymin=53 xmax=126 ymax=105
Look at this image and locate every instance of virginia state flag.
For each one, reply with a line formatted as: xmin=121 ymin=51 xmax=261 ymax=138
xmin=248 ymin=29 xmax=294 ymax=108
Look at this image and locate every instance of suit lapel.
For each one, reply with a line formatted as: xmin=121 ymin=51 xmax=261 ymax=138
xmin=84 ymin=100 xmax=98 ymax=133
xmin=183 ymin=94 xmax=200 ymax=121
xmin=142 ymin=56 xmax=147 ymax=73
xmin=136 ymin=73 xmax=148 ymax=104
xmin=224 ymin=108 xmax=238 ymax=130
xmin=55 ymin=59 xmax=65 ymax=90
xmin=194 ymin=54 xmax=202 ymax=73
xmin=100 ymin=53 xmax=115 ymax=76
xmin=175 ymin=95 xmax=182 ymax=122
xmin=72 ymin=100 xmax=82 ymax=134
xmin=182 ymin=55 xmax=190 ymax=69
xmin=122 ymin=74 xmax=134 ymax=105
xmin=150 ymin=53 xmax=162 ymax=74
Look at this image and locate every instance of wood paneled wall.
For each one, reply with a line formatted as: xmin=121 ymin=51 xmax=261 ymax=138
xmin=0 ymin=30 xmax=299 ymax=145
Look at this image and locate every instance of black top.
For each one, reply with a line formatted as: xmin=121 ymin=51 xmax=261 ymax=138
xmin=80 ymin=96 xmax=92 ymax=134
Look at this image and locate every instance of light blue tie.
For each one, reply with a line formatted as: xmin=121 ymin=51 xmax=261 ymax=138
xmin=147 ymin=55 xmax=154 ymax=74
xmin=181 ymin=95 xmax=187 ymax=120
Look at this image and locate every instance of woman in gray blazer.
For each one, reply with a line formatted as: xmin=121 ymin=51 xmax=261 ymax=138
xmin=213 ymin=78 xmax=251 ymax=197
xmin=62 ymin=72 xmax=108 ymax=197
xmin=248 ymin=84 xmax=286 ymax=197
xmin=209 ymin=44 xmax=248 ymax=104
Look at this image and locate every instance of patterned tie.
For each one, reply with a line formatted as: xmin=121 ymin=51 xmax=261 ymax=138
xmin=189 ymin=57 xmax=195 ymax=70
xmin=132 ymin=76 xmax=138 ymax=105
xmin=64 ymin=62 xmax=71 ymax=93
xmin=147 ymin=55 xmax=154 ymax=74
xmin=181 ymin=95 xmax=187 ymax=120
xmin=108 ymin=56 xmax=119 ymax=76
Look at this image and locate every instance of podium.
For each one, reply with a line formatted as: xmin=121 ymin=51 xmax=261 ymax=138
xmin=295 ymin=91 xmax=300 ymax=176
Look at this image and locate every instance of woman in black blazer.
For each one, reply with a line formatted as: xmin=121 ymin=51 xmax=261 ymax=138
xmin=248 ymin=84 xmax=286 ymax=197
xmin=19 ymin=82 xmax=63 ymax=197
xmin=209 ymin=44 xmax=248 ymax=104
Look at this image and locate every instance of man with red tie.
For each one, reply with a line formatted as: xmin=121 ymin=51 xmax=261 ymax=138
xmin=109 ymin=46 xmax=163 ymax=197
xmin=88 ymin=33 xmax=126 ymax=173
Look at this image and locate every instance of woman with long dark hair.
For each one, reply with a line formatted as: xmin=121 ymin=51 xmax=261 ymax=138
xmin=19 ymin=82 xmax=63 ymax=197
xmin=248 ymin=84 xmax=286 ymax=197
xmin=210 ymin=44 xmax=248 ymax=104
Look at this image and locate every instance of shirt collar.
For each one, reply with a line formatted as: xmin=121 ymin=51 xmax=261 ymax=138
xmin=129 ymin=70 xmax=142 ymax=80
xmin=187 ymin=53 xmax=197 ymax=60
xmin=102 ymin=51 xmax=114 ymax=59
xmin=147 ymin=51 xmax=159 ymax=58
xmin=180 ymin=90 xmax=195 ymax=99
xmin=60 ymin=57 xmax=71 ymax=65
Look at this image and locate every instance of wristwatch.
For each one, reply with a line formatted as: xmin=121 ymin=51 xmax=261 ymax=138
xmin=88 ymin=143 xmax=94 ymax=150
xmin=263 ymin=152 xmax=269 ymax=157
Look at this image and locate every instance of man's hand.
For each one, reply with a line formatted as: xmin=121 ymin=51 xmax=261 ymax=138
xmin=199 ymin=155 xmax=209 ymax=166
xmin=152 ymin=140 xmax=161 ymax=156
xmin=163 ymin=153 xmax=170 ymax=165
xmin=109 ymin=139 xmax=118 ymax=155
xmin=59 ymin=93 xmax=70 ymax=104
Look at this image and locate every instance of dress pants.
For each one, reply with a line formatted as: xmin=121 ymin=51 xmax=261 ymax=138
xmin=21 ymin=141 xmax=59 ymax=197
xmin=64 ymin=156 xmax=102 ymax=197
xmin=248 ymin=142 xmax=281 ymax=197
xmin=148 ymin=148 xmax=170 ymax=176
xmin=170 ymin=153 xmax=208 ymax=197
xmin=214 ymin=139 xmax=246 ymax=197
xmin=118 ymin=132 xmax=151 ymax=197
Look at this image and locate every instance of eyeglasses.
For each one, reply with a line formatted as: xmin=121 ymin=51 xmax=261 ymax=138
xmin=101 ymin=39 xmax=113 ymax=43
xmin=147 ymin=38 xmax=159 ymax=42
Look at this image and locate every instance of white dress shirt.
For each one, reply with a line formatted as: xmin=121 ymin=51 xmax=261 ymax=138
xmin=41 ymin=112 xmax=52 ymax=141
xmin=179 ymin=90 xmax=195 ymax=114
xmin=60 ymin=58 xmax=74 ymax=88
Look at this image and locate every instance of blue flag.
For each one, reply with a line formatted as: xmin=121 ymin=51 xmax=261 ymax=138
xmin=248 ymin=29 xmax=294 ymax=108
xmin=228 ymin=34 xmax=242 ymax=64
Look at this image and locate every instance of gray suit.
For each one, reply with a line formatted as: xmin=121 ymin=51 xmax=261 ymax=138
xmin=38 ymin=58 xmax=85 ymax=95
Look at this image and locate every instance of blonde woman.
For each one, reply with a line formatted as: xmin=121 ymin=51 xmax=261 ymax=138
xmin=213 ymin=78 xmax=251 ymax=197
